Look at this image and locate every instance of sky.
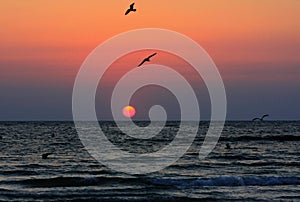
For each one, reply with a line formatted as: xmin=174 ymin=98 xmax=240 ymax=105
xmin=0 ymin=0 xmax=300 ymax=120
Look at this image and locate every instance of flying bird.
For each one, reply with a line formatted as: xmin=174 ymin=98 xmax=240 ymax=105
xmin=252 ymin=114 xmax=269 ymax=121
xmin=138 ymin=53 xmax=157 ymax=67
xmin=42 ymin=152 xmax=53 ymax=159
xmin=125 ymin=3 xmax=136 ymax=15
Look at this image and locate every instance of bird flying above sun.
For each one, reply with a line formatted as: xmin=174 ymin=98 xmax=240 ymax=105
xmin=125 ymin=3 xmax=136 ymax=15
xmin=122 ymin=106 xmax=136 ymax=118
xmin=138 ymin=53 xmax=157 ymax=67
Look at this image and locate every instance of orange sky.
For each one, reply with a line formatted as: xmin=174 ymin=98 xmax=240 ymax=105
xmin=0 ymin=1 xmax=300 ymax=120
xmin=0 ymin=0 xmax=300 ymax=85
xmin=1 ymin=1 xmax=299 ymax=70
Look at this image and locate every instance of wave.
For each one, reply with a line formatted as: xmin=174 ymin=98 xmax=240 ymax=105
xmin=212 ymin=154 xmax=261 ymax=160
xmin=4 ymin=176 xmax=143 ymax=188
xmin=3 ymin=175 xmax=300 ymax=188
xmin=0 ymin=170 xmax=38 ymax=176
xmin=148 ymin=176 xmax=300 ymax=187
xmin=232 ymin=161 xmax=300 ymax=167
xmin=221 ymin=135 xmax=300 ymax=142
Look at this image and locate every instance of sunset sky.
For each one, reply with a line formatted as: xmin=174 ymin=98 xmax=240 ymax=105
xmin=0 ymin=0 xmax=299 ymax=120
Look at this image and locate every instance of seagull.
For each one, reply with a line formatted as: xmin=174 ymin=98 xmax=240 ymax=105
xmin=125 ymin=3 xmax=136 ymax=15
xmin=42 ymin=153 xmax=53 ymax=159
xmin=252 ymin=114 xmax=269 ymax=122
xmin=138 ymin=53 xmax=157 ymax=67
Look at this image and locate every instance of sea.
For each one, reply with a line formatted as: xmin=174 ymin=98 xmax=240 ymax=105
xmin=0 ymin=121 xmax=299 ymax=201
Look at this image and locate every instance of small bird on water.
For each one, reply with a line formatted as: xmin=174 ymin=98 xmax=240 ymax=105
xmin=42 ymin=153 xmax=53 ymax=159
xmin=125 ymin=3 xmax=136 ymax=15
xmin=138 ymin=53 xmax=157 ymax=67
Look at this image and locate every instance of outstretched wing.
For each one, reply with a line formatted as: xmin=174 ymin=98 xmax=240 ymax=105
xmin=125 ymin=8 xmax=131 ymax=15
xmin=138 ymin=59 xmax=147 ymax=67
xmin=130 ymin=3 xmax=135 ymax=9
xmin=148 ymin=52 xmax=157 ymax=59
xmin=252 ymin=118 xmax=260 ymax=121
xmin=261 ymin=114 xmax=269 ymax=120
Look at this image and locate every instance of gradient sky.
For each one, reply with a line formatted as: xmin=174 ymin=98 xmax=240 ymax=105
xmin=0 ymin=0 xmax=300 ymax=120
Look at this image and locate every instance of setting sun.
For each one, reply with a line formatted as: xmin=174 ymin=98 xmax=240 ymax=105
xmin=122 ymin=105 xmax=136 ymax=118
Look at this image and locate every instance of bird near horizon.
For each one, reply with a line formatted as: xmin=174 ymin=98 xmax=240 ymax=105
xmin=125 ymin=3 xmax=136 ymax=15
xmin=138 ymin=53 xmax=157 ymax=67
xmin=252 ymin=114 xmax=269 ymax=121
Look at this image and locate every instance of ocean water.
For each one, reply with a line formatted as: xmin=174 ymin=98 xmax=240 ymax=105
xmin=0 ymin=121 xmax=299 ymax=201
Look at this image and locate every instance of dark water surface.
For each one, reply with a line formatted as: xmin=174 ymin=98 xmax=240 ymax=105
xmin=0 ymin=121 xmax=299 ymax=201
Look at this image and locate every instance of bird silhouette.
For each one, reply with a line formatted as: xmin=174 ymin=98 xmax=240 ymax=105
xmin=252 ymin=114 xmax=269 ymax=121
xmin=138 ymin=53 xmax=157 ymax=67
xmin=42 ymin=152 xmax=53 ymax=159
xmin=125 ymin=3 xmax=136 ymax=15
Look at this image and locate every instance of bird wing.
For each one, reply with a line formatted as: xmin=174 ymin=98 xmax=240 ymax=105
xmin=252 ymin=118 xmax=260 ymax=121
xmin=148 ymin=52 xmax=157 ymax=59
xmin=138 ymin=59 xmax=147 ymax=67
xmin=261 ymin=114 xmax=269 ymax=120
xmin=125 ymin=9 xmax=131 ymax=15
xmin=130 ymin=3 xmax=135 ymax=9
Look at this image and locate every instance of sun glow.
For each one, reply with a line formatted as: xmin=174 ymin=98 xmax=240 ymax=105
xmin=122 ymin=105 xmax=136 ymax=118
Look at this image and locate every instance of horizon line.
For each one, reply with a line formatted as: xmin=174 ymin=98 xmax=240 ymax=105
xmin=0 ymin=119 xmax=299 ymax=122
